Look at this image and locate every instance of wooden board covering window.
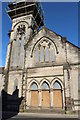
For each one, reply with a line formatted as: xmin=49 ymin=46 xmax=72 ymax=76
xmin=42 ymin=91 xmax=50 ymax=108
xmin=53 ymin=90 xmax=62 ymax=108
xmin=31 ymin=91 xmax=38 ymax=107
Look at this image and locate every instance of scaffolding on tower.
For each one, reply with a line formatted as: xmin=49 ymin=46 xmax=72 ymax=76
xmin=7 ymin=0 xmax=44 ymax=30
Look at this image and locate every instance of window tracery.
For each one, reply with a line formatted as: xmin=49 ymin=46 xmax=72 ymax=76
xmin=34 ymin=39 xmax=55 ymax=63
xmin=15 ymin=24 xmax=26 ymax=40
xmin=17 ymin=24 xmax=26 ymax=36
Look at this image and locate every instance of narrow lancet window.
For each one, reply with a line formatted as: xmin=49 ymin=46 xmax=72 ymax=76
xmin=45 ymin=47 xmax=49 ymax=62
xmin=40 ymin=47 xmax=44 ymax=62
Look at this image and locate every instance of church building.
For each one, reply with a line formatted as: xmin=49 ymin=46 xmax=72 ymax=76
xmin=1 ymin=1 xmax=80 ymax=113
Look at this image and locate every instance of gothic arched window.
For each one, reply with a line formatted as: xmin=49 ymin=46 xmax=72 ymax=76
xmin=30 ymin=82 xmax=38 ymax=90
xmin=42 ymin=82 xmax=50 ymax=90
xmin=45 ymin=47 xmax=49 ymax=62
xmin=34 ymin=40 xmax=55 ymax=63
xmin=53 ymin=81 xmax=61 ymax=90
xmin=40 ymin=46 xmax=44 ymax=62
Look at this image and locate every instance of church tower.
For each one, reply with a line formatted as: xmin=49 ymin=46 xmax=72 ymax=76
xmin=5 ymin=0 xmax=44 ymax=70
xmin=4 ymin=0 xmax=44 ymax=111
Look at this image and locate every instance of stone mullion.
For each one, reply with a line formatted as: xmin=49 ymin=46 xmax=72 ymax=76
xmin=38 ymin=89 xmax=42 ymax=108
xmin=50 ymin=88 xmax=53 ymax=107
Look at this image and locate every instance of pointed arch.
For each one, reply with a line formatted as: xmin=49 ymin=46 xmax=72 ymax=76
xmin=30 ymin=82 xmax=38 ymax=90
xmin=28 ymin=79 xmax=39 ymax=90
xmin=40 ymin=78 xmax=50 ymax=89
xmin=53 ymin=81 xmax=62 ymax=89
xmin=42 ymin=82 xmax=50 ymax=90
xmin=41 ymin=78 xmax=50 ymax=107
xmin=52 ymin=79 xmax=63 ymax=108
xmin=31 ymin=36 xmax=59 ymax=58
xmin=13 ymin=21 xmax=29 ymax=30
xmin=51 ymin=78 xmax=64 ymax=90
xmin=30 ymin=80 xmax=39 ymax=107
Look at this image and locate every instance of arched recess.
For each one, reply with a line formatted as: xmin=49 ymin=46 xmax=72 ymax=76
xmin=13 ymin=21 xmax=29 ymax=30
xmin=11 ymin=21 xmax=27 ymax=67
xmin=13 ymin=21 xmax=28 ymax=41
xmin=51 ymin=78 xmax=64 ymax=89
xmin=41 ymin=80 xmax=50 ymax=108
xmin=14 ymin=78 xmax=18 ymax=91
xmin=30 ymin=82 xmax=38 ymax=107
xmin=40 ymin=78 xmax=50 ymax=89
xmin=53 ymin=81 xmax=63 ymax=108
xmin=28 ymin=79 xmax=39 ymax=90
xmin=31 ymin=36 xmax=59 ymax=58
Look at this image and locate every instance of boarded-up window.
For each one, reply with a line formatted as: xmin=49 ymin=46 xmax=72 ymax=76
xmin=30 ymin=82 xmax=38 ymax=107
xmin=53 ymin=81 xmax=62 ymax=108
xmin=42 ymin=82 xmax=50 ymax=107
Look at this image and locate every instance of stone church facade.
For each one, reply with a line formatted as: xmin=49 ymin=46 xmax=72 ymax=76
xmin=1 ymin=1 xmax=80 ymax=113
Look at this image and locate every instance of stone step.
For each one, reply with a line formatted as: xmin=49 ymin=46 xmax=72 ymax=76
xmin=25 ymin=108 xmax=65 ymax=114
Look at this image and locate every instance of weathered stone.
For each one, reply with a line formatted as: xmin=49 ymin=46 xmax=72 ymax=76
xmin=1 ymin=1 xmax=80 ymax=113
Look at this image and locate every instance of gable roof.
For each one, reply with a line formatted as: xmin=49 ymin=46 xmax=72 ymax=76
xmin=34 ymin=27 xmax=80 ymax=50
